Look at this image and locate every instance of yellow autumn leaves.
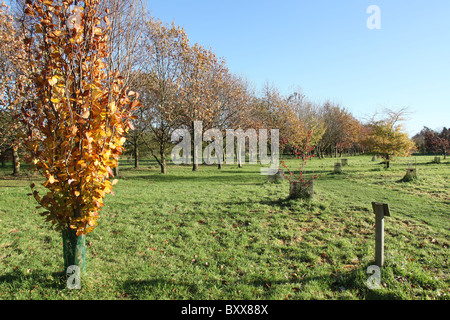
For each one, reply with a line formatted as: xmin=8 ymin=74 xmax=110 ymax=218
xmin=22 ymin=0 xmax=140 ymax=236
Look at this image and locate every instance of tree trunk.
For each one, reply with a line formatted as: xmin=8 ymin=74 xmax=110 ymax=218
xmin=161 ymin=153 xmax=166 ymax=174
xmin=134 ymin=147 xmax=139 ymax=168
xmin=113 ymin=161 xmax=119 ymax=177
xmin=316 ymin=147 xmax=322 ymax=159
xmin=217 ymin=146 xmax=222 ymax=169
xmin=191 ymin=134 xmax=198 ymax=171
xmin=237 ymin=147 xmax=243 ymax=168
xmin=12 ymin=146 xmax=20 ymax=176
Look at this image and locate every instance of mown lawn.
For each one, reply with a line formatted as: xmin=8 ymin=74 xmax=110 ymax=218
xmin=0 ymin=155 xmax=448 ymax=300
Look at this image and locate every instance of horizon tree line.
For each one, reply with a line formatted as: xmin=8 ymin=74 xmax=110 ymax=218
xmin=0 ymin=1 xmax=439 ymax=177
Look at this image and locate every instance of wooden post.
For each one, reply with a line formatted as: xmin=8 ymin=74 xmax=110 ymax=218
xmin=371 ymin=202 xmax=390 ymax=267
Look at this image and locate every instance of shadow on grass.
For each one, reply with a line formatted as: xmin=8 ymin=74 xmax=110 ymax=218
xmin=0 ymin=267 xmax=401 ymax=299
xmin=118 ymin=171 xmax=267 ymax=185
xmin=0 ymin=173 xmax=37 ymax=181
xmin=258 ymin=197 xmax=296 ymax=210
xmin=0 ymin=269 xmax=67 ymax=292
xmin=121 ymin=265 xmax=402 ymax=300
xmin=123 ymin=174 xmax=264 ymax=183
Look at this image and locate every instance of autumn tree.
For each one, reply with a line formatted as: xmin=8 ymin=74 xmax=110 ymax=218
xmin=182 ymin=44 xmax=224 ymax=171
xmin=254 ymin=84 xmax=306 ymax=150
xmin=132 ymin=17 xmax=188 ymax=174
xmin=200 ymin=57 xmax=252 ymax=169
xmin=287 ymin=88 xmax=325 ymax=155
xmin=178 ymin=43 xmax=227 ymax=171
xmin=19 ymin=0 xmax=140 ymax=273
xmin=420 ymin=127 xmax=450 ymax=158
xmin=316 ymin=101 xmax=361 ymax=158
xmin=438 ymin=127 xmax=450 ymax=159
xmin=0 ymin=3 xmax=28 ymax=175
xmin=362 ymin=108 xmax=415 ymax=167
xmin=130 ymin=16 xmax=252 ymax=172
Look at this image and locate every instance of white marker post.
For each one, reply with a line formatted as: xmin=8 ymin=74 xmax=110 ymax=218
xmin=371 ymin=202 xmax=390 ymax=267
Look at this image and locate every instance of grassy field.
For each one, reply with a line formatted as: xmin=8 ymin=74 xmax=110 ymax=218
xmin=0 ymin=155 xmax=448 ymax=300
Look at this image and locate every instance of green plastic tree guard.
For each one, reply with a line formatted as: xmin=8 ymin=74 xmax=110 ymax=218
xmin=62 ymin=228 xmax=86 ymax=273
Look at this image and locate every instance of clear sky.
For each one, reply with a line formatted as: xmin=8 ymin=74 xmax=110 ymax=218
xmin=4 ymin=0 xmax=448 ymax=136
xmin=146 ymin=0 xmax=450 ymax=136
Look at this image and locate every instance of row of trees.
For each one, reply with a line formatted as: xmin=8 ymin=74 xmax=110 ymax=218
xmin=113 ymin=15 xmax=418 ymax=174
xmin=107 ymin=17 xmax=419 ymax=174
xmin=1 ymin=1 xmax=423 ymax=179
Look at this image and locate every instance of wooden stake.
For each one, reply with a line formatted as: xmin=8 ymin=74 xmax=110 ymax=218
xmin=371 ymin=202 xmax=390 ymax=267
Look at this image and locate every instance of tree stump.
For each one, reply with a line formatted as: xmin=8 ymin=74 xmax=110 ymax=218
xmin=341 ymin=158 xmax=348 ymax=166
xmin=289 ymin=180 xmax=314 ymax=200
xmin=268 ymin=169 xmax=285 ymax=184
xmin=402 ymin=168 xmax=418 ymax=182
xmin=334 ymin=162 xmax=342 ymax=174
xmin=433 ymin=156 xmax=441 ymax=164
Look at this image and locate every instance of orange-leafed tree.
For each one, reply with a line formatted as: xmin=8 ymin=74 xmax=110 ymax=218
xmin=318 ymin=101 xmax=361 ymax=157
xmin=362 ymin=108 xmax=415 ymax=167
xmin=0 ymin=3 xmax=28 ymax=175
xmin=256 ymin=84 xmax=311 ymax=153
xmin=19 ymin=0 xmax=140 ymax=273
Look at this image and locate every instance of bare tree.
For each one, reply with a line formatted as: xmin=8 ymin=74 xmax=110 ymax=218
xmin=136 ymin=17 xmax=192 ymax=174
xmin=102 ymin=0 xmax=146 ymax=176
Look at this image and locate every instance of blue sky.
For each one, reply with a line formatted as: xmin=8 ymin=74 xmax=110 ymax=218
xmin=146 ymin=0 xmax=450 ymax=136
xmin=5 ymin=0 xmax=448 ymax=136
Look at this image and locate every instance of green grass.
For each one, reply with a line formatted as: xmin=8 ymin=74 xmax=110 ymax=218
xmin=0 ymin=155 xmax=449 ymax=300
